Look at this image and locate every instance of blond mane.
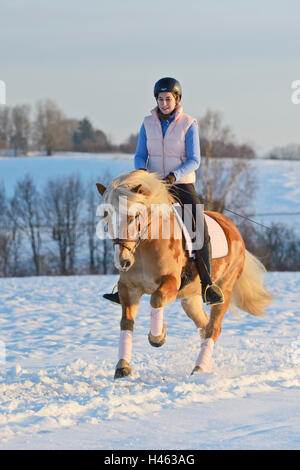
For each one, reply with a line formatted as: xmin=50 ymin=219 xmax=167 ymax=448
xmin=103 ymin=170 xmax=176 ymax=213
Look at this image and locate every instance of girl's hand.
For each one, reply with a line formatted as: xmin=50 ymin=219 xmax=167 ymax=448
xmin=163 ymin=173 xmax=176 ymax=185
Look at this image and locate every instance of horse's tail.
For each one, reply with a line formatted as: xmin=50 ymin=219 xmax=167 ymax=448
xmin=231 ymin=250 xmax=273 ymax=316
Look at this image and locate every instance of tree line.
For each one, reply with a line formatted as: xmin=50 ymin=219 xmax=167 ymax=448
xmin=0 ymin=173 xmax=116 ymax=277
xmin=1 ymin=100 xmax=299 ymax=159
xmin=0 ymin=172 xmax=299 ymax=278
xmin=0 ymin=99 xmax=118 ymax=156
xmin=0 ymin=100 xmax=258 ymax=158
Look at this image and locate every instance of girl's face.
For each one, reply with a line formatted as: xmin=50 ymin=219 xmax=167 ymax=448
xmin=157 ymin=92 xmax=177 ymax=114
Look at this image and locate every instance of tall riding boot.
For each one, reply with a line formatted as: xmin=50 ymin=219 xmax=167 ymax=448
xmin=194 ymin=241 xmax=224 ymax=306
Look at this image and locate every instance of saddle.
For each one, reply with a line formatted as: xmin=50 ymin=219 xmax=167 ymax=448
xmin=171 ymin=204 xmax=228 ymax=259
xmin=171 ymin=204 xmax=228 ymax=290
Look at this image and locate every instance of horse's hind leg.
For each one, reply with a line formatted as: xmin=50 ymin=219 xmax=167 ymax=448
xmin=192 ymin=288 xmax=232 ymax=374
xmin=181 ymin=295 xmax=209 ymax=338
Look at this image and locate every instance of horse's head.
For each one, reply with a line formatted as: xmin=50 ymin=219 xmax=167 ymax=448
xmin=96 ymin=170 xmax=175 ymax=272
xmin=96 ymin=174 xmax=150 ymax=272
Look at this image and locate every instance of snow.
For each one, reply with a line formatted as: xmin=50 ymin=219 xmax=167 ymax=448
xmin=0 ymin=273 xmax=299 ymax=449
xmin=0 ymin=153 xmax=134 ymax=198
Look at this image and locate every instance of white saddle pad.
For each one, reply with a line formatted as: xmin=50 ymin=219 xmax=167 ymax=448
xmin=205 ymin=214 xmax=228 ymax=259
xmin=172 ymin=204 xmax=228 ymax=259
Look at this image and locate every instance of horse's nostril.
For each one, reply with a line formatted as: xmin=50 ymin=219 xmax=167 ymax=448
xmin=122 ymin=260 xmax=131 ymax=269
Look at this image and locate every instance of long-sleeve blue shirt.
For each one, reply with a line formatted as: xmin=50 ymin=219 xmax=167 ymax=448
xmin=134 ymin=115 xmax=201 ymax=182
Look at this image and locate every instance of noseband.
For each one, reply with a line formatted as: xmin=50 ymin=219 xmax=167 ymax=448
xmin=113 ymin=218 xmax=150 ymax=254
xmin=113 ymin=238 xmax=138 ymax=253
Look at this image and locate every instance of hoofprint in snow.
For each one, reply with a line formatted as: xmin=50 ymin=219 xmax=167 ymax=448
xmin=0 ymin=273 xmax=299 ymax=449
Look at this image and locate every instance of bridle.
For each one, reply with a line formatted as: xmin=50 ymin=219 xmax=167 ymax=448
xmin=112 ymin=215 xmax=150 ymax=254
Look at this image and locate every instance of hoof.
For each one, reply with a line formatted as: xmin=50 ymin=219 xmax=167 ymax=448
xmin=148 ymin=324 xmax=166 ymax=348
xmin=190 ymin=366 xmax=203 ymax=375
xmin=114 ymin=359 xmax=132 ymax=379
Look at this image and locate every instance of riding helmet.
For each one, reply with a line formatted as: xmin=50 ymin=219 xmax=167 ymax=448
xmin=154 ymin=77 xmax=182 ymax=100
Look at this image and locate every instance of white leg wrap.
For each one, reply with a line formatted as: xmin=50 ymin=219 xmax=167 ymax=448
xmin=195 ymin=338 xmax=214 ymax=372
xmin=118 ymin=330 xmax=133 ymax=363
xmin=150 ymin=307 xmax=164 ymax=336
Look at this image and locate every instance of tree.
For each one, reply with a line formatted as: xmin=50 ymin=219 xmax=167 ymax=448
xmin=11 ymin=175 xmax=43 ymax=275
xmin=34 ymin=99 xmax=67 ymax=155
xmin=72 ymin=118 xmax=113 ymax=153
xmin=0 ymin=182 xmax=9 ymax=276
xmin=10 ymin=105 xmax=31 ymax=156
xmin=267 ymin=144 xmax=300 ymax=161
xmin=43 ymin=175 xmax=85 ymax=274
xmin=73 ymin=117 xmax=94 ymax=145
xmin=0 ymin=107 xmax=12 ymax=149
xmin=196 ymin=110 xmax=257 ymax=217
xmin=86 ymin=172 xmax=114 ymax=274
xmin=120 ymin=132 xmax=139 ymax=153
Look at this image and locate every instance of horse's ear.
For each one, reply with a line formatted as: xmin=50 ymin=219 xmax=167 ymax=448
xmin=131 ymin=184 xmax=143 ymax=194
xmin=96 ymin=183 xmax=106 ymax=196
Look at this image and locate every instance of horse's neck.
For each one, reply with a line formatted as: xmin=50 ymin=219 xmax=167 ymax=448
xmin=146 ymin=210 xmax=176 ymax=240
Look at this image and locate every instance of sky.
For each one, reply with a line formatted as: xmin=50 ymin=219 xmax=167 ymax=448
xmin=1 ymin=0 xmax=300 ymax=155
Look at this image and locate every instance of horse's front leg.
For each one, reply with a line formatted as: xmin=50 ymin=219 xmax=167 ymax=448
xmin=114 ymin=282 xmax=142 ymax=379
xmin=148 ymin=275 xmax=179 ymax=348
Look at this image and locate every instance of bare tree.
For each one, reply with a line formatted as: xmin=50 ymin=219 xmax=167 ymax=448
xmin=6 ymin=196 xmax=23 ymax=276
xmin=11 ymin=175 xmax=43 ymax=275
xmin=267 ymin=143 xmax=300 ymax=161
xmin=10 ymin=105 xmax=31 ymax=156
xmin=43 ymin=175 xmax=85 ymax=274
xmin=86 ymin=179 xmax=98 ymax=273
xmin=34 ymin=99 xmax=67 ymax=156
xmin=0 ymin=107 xmax=12 ymax=149
xmin=197 ymin=109 xmax=257 ymax=216
xmin=0 ymin=182 xmax=24 ymax=277
xmin=86 ymin=172 xmax=114 ymax=274
xmin=120 ymin=132 xmax=139 ymax=153
xmin=0 ymin=182 xmax=9 ymax=276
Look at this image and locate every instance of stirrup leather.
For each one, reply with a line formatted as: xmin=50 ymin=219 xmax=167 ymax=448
xmin=204 ymin=283 xmax=224 ymax=306
xmin=111 ymin=283 xmax=118 ymax=294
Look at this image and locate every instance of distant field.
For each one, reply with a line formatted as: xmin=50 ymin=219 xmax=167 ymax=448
xmin=0 ymin=153 xmax=299 ymax=231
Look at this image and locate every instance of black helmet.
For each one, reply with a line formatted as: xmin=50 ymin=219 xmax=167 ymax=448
xmin=154 ymin=77 xmax=182 ymax=100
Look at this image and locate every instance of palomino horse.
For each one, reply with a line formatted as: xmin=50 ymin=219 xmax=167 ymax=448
xmin=96 ymin=170 xmax=273 ymax=379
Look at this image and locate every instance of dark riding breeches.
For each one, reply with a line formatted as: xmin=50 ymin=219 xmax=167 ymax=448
xmin=169 ymin=183 xmax=210 ymax=248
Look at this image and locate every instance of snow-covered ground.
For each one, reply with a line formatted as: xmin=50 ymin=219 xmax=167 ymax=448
xmin=0 ymin=273 xmax=299 ymax=449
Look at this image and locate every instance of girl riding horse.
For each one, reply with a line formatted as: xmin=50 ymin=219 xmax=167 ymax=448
xmin=103 ymin=77 xmax=223 ymax=306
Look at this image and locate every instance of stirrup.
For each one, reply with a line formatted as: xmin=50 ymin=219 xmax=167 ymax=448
xmin=204 ymin=283 xmax=224 ymax=306
xmin=103 ymin=283 xmax=120 ymax=304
